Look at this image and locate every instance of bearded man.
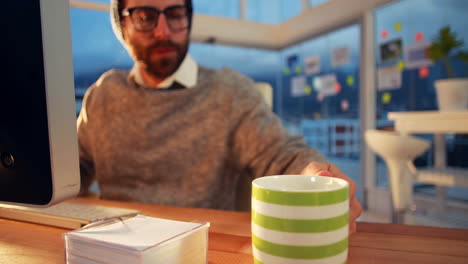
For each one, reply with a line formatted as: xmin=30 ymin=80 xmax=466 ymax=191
xmin=77 ymin=0 xmax=361 ymax=233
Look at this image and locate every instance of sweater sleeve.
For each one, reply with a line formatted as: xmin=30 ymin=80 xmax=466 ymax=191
xmin=229 ymin=73 xmax=327 ymax=179
xmin=76 ymin=85 xmax=96 ymax=195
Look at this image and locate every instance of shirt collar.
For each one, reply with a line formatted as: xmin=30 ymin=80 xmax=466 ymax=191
xmin=131 ymin=54 xmax=198 ymax=89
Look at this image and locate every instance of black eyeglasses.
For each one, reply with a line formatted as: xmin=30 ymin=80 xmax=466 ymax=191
xmin=121 ymin=5 xmax=189 ymax=32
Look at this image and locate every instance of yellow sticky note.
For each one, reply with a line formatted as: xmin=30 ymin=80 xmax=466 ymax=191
xmin=295 ymin=66 xmax=303 ymax=74
xmin=397 ymin=60 xmax=405 ymax=71
xmin=394 ymin=22 xmax=402 ymax=32
xmin=305 ymin=85 xmax=312 ymax=95
xmin=346 ymin=75 xmax=354 ymax=86
xmin=382 ymin=92 xmax=392 ymax=104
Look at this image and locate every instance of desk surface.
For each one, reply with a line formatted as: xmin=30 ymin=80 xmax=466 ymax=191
xmin=1 ymin=198 xmax=468 ymax=264
xmin=388 ymin=110 xmax=468 ymax=133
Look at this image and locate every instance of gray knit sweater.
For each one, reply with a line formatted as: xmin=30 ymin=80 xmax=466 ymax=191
xmin=77 ymin=66 xmax=326 ymax=210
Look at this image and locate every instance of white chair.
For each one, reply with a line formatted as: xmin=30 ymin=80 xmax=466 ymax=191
xmin=254 ymin=82 xmax=273 ymax=110
xmin=365 ymin=129 xmax=468 ymax=224
xmin=365 ymin=130 xmax=430 ymax=223
xmin=417 ymin=168 xmax=468 ymax=188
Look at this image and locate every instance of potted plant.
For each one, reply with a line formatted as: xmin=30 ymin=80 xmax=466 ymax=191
xmin=429 ymin=25 xmax=468 ymax=111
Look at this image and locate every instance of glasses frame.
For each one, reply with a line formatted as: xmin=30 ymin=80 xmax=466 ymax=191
xmin=121 ymin=5 xmax=189 ymax=32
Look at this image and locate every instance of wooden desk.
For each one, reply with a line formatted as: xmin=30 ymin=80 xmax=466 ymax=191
xmin=1 ymin=198 xmax=468 ymax=263
xmin=388 ymin=110 xmax=468 ymax=210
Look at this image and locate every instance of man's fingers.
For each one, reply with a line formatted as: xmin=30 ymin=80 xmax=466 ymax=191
xmin=301 ymin=161 xmax=362 ymax=235
xmin=300 ymin=161 xmax=330 ymax=175
xmin=349 ymin=197 xmax=362 ymax=235
xmin=315 ymin=169 xmax=357 ymax=201
xmin=350 ymin=198 xmax=362 ymax=220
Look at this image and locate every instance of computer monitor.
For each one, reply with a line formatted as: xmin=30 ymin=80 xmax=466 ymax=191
xmin=0 ymin=0 xmax=80 ymax=206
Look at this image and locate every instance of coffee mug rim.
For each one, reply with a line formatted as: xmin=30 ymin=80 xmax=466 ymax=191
xmin=252 ymin=175 xmax=348 ymax=193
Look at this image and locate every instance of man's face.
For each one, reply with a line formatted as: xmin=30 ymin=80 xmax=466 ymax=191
xmin=122 ymin=0 xmax=189 ymax=79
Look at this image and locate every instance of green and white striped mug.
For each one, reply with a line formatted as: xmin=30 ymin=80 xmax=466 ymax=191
xmin=252 ymin=175 xmax=349 ymax=264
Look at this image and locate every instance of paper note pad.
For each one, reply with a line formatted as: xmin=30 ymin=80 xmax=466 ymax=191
xmin=64 ymin=214 xmax=210 ymax=264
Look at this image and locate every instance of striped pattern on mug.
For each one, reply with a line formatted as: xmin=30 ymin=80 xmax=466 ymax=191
xmin=252 ymin=177 xmax=349 ymax=264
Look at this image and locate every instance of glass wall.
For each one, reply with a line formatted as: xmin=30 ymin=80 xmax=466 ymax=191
xmin=70 ymin=0 xmax=468 ymax=225
xmin=278 ymin=25 xmax=362 ymax=201
xmin=308 ymin=0 xmax=330 ymax=8
xmin=247 ymin=0 xmax=302 ymax=24
xmin=190 ymin=44 xmax=279 ymax=98
xmin=374 ymin=0 xmax=468 ymax=202
xmin=375 ymin=0 xmax=468 ymax=118
xmin=194 ymin=0 xmax=240 ymax=19
xmin=70 ymin=7 xmax=132 ymax=115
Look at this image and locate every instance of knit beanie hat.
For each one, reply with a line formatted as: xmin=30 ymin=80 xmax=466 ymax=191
xmin=110 ymin=0 xmax=193 ymax=47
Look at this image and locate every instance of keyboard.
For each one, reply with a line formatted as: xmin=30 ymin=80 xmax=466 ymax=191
xmin=0 ymin=201 xmax=140 ymax=229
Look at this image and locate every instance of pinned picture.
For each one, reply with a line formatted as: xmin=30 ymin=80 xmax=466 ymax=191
xmin=291 ymin=75 xmax=307 ymax=97
xmin=313 ymin=73 xmax=339 ymax=99
xmin=377 ymin=66 xmax=402 ymax=91
xmin=380 ymin=38 xmax=403 ymax=63
xmin=405 ymin=41 xmax=433 ymax=69
xmin=331 ymin=46 xmax=351 ymax=68
xmin=304 ymin=55 xmax=321 ymax=75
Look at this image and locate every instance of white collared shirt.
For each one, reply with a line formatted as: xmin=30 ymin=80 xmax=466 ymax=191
xmin=132 ymin=54 xmax=198 ymax=89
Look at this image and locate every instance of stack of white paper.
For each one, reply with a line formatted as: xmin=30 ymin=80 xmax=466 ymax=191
xmin=63 ymin=214 xmax=210 ymax=264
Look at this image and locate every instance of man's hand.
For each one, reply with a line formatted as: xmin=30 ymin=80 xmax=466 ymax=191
xmin=301 ymin=161 xmax=362 ymax=234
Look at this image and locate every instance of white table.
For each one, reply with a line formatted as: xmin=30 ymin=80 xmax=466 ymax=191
xmin=388 ymin=110 xmax=468 ymax=211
